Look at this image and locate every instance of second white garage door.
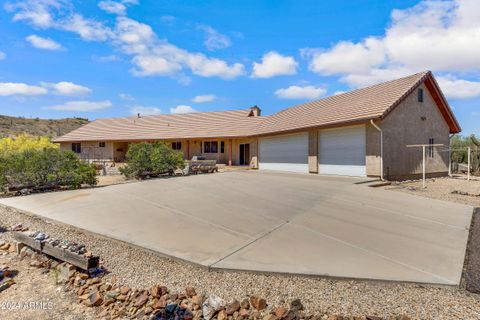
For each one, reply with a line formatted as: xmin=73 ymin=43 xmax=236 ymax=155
xmin=259 ymin=133 xmax=308 ymax=173
xmin=319 ymin=125 xmax=366 ymax=177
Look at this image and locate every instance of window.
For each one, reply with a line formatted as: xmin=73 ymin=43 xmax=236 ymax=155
xmin=428 ymin=138 xmax=434 ymax=158
xmin=99 ymin=142 xmax=106 ymax=148
xmin=220 ymin=141 xmax=225 ymax=153
xmin=71 ymin=143 xmax=81 ymax=154
xmin=418 ymin=88 xmax=424 ymax=102
xmin=203 ymin=141 xmax=218 ymax=153
xmin=172 ymin=142 xmax=182 ymax=150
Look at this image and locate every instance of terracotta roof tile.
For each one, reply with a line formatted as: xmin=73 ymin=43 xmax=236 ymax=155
xmin=54 ymin=71 xmax=458 ymax=142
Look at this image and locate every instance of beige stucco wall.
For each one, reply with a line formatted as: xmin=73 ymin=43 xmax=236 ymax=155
xmin=366 ymin=122 xmax=381 ymax=177
xmin=381 ymin=83 xmax=450 ymax=180
xmin=232 ymin=138 xmax=258 ymax=168
xmin=59 ymin=141 xmax=114 ymax=161
xmin=308 ymin=130 xmax=318 ymax=173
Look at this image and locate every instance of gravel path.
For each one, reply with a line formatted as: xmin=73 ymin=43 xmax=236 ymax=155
xmin=1 ymin=205 xmax=479 ymax=319
xmin=388 ymin=176 xmax=480 ymax=207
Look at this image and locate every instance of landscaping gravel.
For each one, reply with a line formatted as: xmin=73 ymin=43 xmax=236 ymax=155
xmin=387 ymin=175 xmax=480 ymax=207
xmin=1 ymin=205 xmax=480 ymax=319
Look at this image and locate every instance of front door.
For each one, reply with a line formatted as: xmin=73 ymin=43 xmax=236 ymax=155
xmin=239 ymin=143 xmax=250 ymax=166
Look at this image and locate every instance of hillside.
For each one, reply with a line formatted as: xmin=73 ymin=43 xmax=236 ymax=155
xmin=0 ymin=115 xmax=88 ymax=138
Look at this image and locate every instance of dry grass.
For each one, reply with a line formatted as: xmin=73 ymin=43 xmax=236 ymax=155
xmin=0 ymin=115 xmax=88 ymax=138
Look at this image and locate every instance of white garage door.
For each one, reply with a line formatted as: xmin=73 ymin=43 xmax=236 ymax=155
xmin=259 ymin=133 xmax=308 ymax=173
xmin=319 ymin=125 xmax=366 ymax=177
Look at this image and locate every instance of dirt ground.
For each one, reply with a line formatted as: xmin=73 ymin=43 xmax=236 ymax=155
xmin=387 ymin=175 xmax=480 ymax=207
xmin=0 ymin=250 xmax=98 ymax=320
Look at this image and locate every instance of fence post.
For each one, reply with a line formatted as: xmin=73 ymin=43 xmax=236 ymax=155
xmin=468 ymin=146 xmax=471 ymax=181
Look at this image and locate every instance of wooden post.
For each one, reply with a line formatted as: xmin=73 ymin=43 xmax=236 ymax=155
xmin=186 ymin=140 xmax=190 ymax=160
xmin=228 ymin=139 xmax=233 ymax=166
xmin=422 ymin=145 xmax=426 ymax=189
xmin=468 ymin=146 xmax=471 ymax=181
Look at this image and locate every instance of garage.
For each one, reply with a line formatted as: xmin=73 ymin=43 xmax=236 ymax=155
xmin=259 ymin=132 xmax=308 ymax=173
xmin=319 ymin=125 xmax=366 ymax=176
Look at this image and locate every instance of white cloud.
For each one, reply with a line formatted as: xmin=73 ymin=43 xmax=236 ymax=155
xmin=93 ymin=54 xmax=120 ymax=62
xmin=304 ymin=38 xmax=385 ymax=76
xmin=334 ymin=91 xmax=346 ymax=95
xmin=0 ymin=51 xmax=5 ymax=60
xmin=198 ymin=25 xmax=231 ymax=51
xmin=436 ymin=75 xmax=480 ymax=99
xmin=41 ymin=81 xmax=91 ymax=96
xmin=5 ymin=0 xmax=64 ymax=28
xmin=0 ymin=82 xmax=48 ymax=96
xmin=119 ymin=93 xmax=134 ymax=100
xmin=98 ymin=1 xmax=126 ymax=15
xmin=275 ymin=85 xmax=327 ymax=100
xmin=252 ymin=51 xmax=298 ymax=78
xmin=170 ymin=105 xmax=197 ymax=114
xmin=302 ymin=0 xmax=480 ymax=99
xmin=26 ymin=34 xmax=63 ymax=50
xmin=7 ymin=1 xmax=245 ymax=80
xmin=47 ymin=100 xmax=112 ymax=111
xmin=130 ymin=105 xmax=162 ymax=115
xmin=121 ymin=0 xmax=138 ymax=4
xmin=191 ymin=94 xmax=217 ymax=103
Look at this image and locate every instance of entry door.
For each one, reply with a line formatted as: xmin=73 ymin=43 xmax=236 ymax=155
xmin=239 ymin=144 xmax=250 ymax=165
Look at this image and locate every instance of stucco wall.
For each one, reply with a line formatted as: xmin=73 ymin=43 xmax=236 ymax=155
xmin=366 ymin=122 xmax=381 ymax=177
xmin=308 ymin=130 xmax=318 ymax=173
xmin=60 ymin=141 xmax=114 ymax=161
xmin=381 ymin=83 xmax=450 ymax=179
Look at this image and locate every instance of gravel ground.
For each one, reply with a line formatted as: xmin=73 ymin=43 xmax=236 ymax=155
xmin=0 ymin=250 xmax=98 ymax=320
xmin=1 ymin=206 xmax=480 ymax=319
xmin=387 ymin=175 xmax=480 ymax=207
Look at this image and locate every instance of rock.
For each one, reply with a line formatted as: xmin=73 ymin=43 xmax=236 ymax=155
xmin=78 ymin=273 xmax=89 ymax=280
xmin=202 ymin=295 xmax=226 ymax=320
xmin=240 ymin=298 xmax=250 ymax=310
xmin=105 ymin=290 xmax=120 ymax=300
xmin=274 ymin=307 xmax=287 ymax=318
xmin=9 ymin=223 xmax=24 ymax=231
xmin=396 ymin=316 xmax=411 ymax=320
xmin=85 ymin=292 xmax=103 ymax=307
xmin=249 ymin=296 xmax=267 ymax=311
xmin=226 ymin=300 xmax=241 ymax=315
xmin=145 ymin=306 xmax=153 ymax=314
xmin=86 ymin=277 xmax=101 ymax=286
xmin=57 ymin=263 xmax=76 ymax=284
xmin=185 ymin=286 xmax=196 ymax=298
xmin=120 ymin=286 xmax=130 ymax=295
xmin=116 ymin=294 xmax=127 ymax=301
xmin=151 ymin=285 xmax=163 ymax=298
xmin=218 ymin=310 xmax=228 ymax=320
xmin=134 ymin=292 xmax=149 ymax=307
xmin=263 ymin=315 xmax=278 ymax=320
xmin=239 ymin=309 xmax=250 ymax=319
xmin=0 ymin=279 xmax=15 ymax=293
xmin=290 ymin=299 xmax=304 ymax=311
xmin=152 ymin=295 xmax=168 ymax=309
xmin=0 ymin=243 xmax=10 ymax=251
xmin=366 ymin=317 xmax=383 ymax=320
xmin=192 ymin=294 xmax=204 ymax=306
xmin=283 ymin=310 xmax=297 ymax=320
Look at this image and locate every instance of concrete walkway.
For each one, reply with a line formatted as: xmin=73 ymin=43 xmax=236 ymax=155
xmin=0 ymin=171 xmax=473 ymax=285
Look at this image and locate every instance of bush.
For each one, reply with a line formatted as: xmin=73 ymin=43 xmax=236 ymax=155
xmin=120 ymin=142 xmax=185 ymax=178
xmin=0 ymin=148 xmax=97 ymax=192
xmin=0 ymin=134 xmax=58 ymax=157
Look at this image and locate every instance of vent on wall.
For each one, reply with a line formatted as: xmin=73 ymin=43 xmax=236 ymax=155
xmin=418 ymin=88 xmax=424 ymax=102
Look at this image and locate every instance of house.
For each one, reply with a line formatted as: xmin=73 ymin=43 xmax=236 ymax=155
xmin=54 ymin=71 xmax=461 ymax=180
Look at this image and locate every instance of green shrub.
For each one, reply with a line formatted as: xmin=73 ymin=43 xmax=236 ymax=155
xmin=120 ymin=142 xmax=185 ymax=178
xmin=0 ymin=148 xmax=97 ymax=192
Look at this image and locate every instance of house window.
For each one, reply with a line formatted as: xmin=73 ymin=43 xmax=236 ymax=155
xmin=99 ymin=142 xmax=106 ymax=148
xmin=220 ymin=141 xmax=225 ymax=153
xmin=172 ymin=142 xmax=182 ymax=150
xmin=71 ymin=143 xmax=81 ymax=154
xmin=418 ymin=88 xmax=424 ymax=102
xmin=428 ymin=138 xmax=434 ymax=158
xmin=203 ymin=141 xmax=218 ymax=153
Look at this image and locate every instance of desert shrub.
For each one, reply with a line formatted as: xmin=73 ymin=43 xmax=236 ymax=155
xmin=451 ymin=134 xmax=480 ymax=174
xmin=0 ymin=134 xmax=57 ymax=157
xmin=0 ymin=148 xmax=97 ymax=192
xmin=120 ymin=142 xmax=185 ymax=178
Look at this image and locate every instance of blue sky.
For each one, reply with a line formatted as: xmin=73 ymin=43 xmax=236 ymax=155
xmin=0 ymin=0 xmax=479 ymax=135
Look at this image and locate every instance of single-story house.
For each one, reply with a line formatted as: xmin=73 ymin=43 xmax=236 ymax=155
xmin=54 ymin=71 xmax=461 ymax=180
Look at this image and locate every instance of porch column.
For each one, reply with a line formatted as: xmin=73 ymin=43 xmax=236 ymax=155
xmin=228 ymin=139 xmax=233 ymax=166
xmin=186 ymin=140 xmax=190 ymax=160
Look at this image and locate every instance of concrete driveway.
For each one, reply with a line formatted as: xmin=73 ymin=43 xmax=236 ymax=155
xmin=0 ymin=171 xmax=473 ymax=285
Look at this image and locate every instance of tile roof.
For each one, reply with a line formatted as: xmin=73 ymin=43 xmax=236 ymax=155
xmin=54 ymin=71 xmax=460 ymax=143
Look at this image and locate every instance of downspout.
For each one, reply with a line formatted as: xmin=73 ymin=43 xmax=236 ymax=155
xmin=370 ymin=120 xmax=384 ymax=181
